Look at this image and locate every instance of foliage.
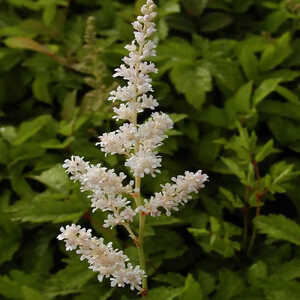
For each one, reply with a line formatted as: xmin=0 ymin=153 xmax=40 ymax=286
xmin=0 ymin=0 xmax=300 ymax=299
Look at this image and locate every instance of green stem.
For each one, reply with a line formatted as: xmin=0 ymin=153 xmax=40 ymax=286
xmin=135 ymin=176 xmax=148 ymax=295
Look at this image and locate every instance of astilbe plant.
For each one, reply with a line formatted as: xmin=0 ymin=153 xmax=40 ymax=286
xmin=57 ymin=0 xmax=208 ymax=295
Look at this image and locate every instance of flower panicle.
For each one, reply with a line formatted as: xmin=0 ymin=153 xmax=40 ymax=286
xmin=57 ymin=224 xmax=145 ymax=290
xmin=58 ymin=0 xmax=208 ymax=293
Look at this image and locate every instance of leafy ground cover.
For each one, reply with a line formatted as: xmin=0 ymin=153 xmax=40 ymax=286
xmin=0 ymin=0 xmax=300 ymax=299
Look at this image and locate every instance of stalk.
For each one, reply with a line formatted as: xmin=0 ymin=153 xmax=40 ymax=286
xmin=135 ymin=176 xmax=148 ymax=295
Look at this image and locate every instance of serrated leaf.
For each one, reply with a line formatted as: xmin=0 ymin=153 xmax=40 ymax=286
xmin=169 ymin=113 xmax=188 ymax=123
xmin=32 ymin=164 xmax=69 ymax=191
xmin=200 ymin=12 xmax=233 ymax=32
xmin=247 ymin=261 xmax=268 ymax=285
xmin=5 ymin=37 xmax=54 ymax=55
xmin=6 ymin=191 xmax=88 ymax=224
xmin=0 ymin=126 xmax=17 ymax=144
xmin=146 ymin=287 xmax=183 ymax=300
xmin=22 ymin=286 xmax=45 ymax=300
xmin=215 ymin=269 xmax=245 ymax=300
xmin=179 ymin=274 xmax=202 ymax=300
xmin=275 ymin=86 xmax=300 ymax=105
xmin=13 ymin=115 xmax=52 ymax=145
xmin=238 ymin=46 xmax=259 ymax=80
xmin=33 ymin=73 xmax=52 ymax=104
xmin=45 ymin=256 xmax=96 ymax=297
xmin=264 ymin=280 xmax=300 ymax=300
xmin=181 ymin=0 xmax=207 ymax=16
xmin=153 ymin=272 xmax=185 ymax=287
xmin=170 ymin=63 xmax=212 ymax=109
xmin=255 ymin=140 xmax=280 ymax=162
xmin=270 ymin=259 xmax=300 ymax=282
xmin=0 ymin=275 xmax=23 ymax=299
xmin=61 ymin=90 xmax=77 ymax=121
xmin=221 ymin=157 xmax=245 ymax=179
xmin=207 ymin=58 xmax=244 ymax=93
xmin=254 ymin=214 xmax=300 ymax=246
xmin=260 ymin=32 xmax=293 ymax=71
xmin=253 ymin=78 xmax=282 ymax=106
xmin=197 ymin=270 xmax=216 ymax=296
xmin=219 ymin=187 xmax=243 ymax=208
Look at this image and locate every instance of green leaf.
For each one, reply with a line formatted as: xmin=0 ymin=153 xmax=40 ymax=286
xmin=220 ymin=187 xmax=243 ymax=208
xmin=259 ymin=100 xmax=300 ymax=121
xmin=153 ymin=272 xmax=185 ymax=287
xmin=33 ymin=73 xmax=52 ymax=104
xmin=7 ymin=190 xmax=88 ymax=223
xmin=207 ymin=58 xmax=244 ymax=94
xmin=45 ymin=256 xmax=96 ymax=297
xmin=22 ymin=286 xmax=45 ymax=300
xmin=268 ymin=117 xmax=300 ymax=145
xmin=0 ymin=137 xmax=9 ymax=164
xmin=0 ymin=126 xmax=17 ymax=144
xmin=196 ymin=106 xmax=228 ymax=128
xmin=247 ymin=261 xmax=268 ymax=285
xmin=13 ymin=115 xmax=52 ymax=145
xmin=275 ymin=86 xmax=300 ymax=105
xmin=197 ymin=270 xmax=216 ymax=296
xmin=181 ymin=0 xmax=207 ymax=16
xmin=179 ymin=274 xmax=202 ymax=300
xmin=200 ymin=13 xmax=233 ymax=32
xmin=264 ymin=280 xmax=300 ymax=300
xmin=32 ymin=164 xmax=69 ymax=191
xmin=0 ymin=191 xmax=21 ymax=265
xmin=159 ymin=0 xmax=181 ymax=18
xmin=253 ymin=78 xmax=282 ymax=106
xmin=238 ymin=46 xmax=259 ymax=80
xmin=263 ymin=9 xmax=291 ymax=33
xmin=157 ymin=38 xmax=197 ymax=68
xmin=270 ymin=259 xmax=300 ymax=282
xmin=61 ymin=90 xmax=77 ymax=121
xmin=255 ymin=139 xmax=280 ymax=162
xmin=170 ymin=63 xmax=212 ymax=109
xmin=169 ymin=113 xmax=188 ymax=123
xmin=254 ymin=214 xmax=300 ymax=246
xmin=215 ymin=269 xmax=245 ymax=300
xmin=188 ymin=220 xmax=241 ymax=258
xmin=146 ymin=287 xmax=183 ymax=300
xmin=43 ymin=4 xmax=56 ymax=26
xmin=260 ymin=32 xmax=293 ymax=71
xmin=221 ymin=157 xmax=245 ymax=179
xmin=0 ymin=275 xmax=23 ymax=299
xmin=4 ymin=37 xmax=55 ymax=56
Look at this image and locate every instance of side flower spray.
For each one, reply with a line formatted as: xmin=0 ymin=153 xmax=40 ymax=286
xmin=57 ymin=0 xmax=208 ymax=295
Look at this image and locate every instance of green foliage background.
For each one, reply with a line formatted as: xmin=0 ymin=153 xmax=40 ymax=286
xmin=1 ymin=0 xmax=300 ymax=299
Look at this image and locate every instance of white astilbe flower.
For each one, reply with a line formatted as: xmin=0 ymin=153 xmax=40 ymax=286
xmin=96 ymin=0 xmax=173 ymax=178
xmin=57 ymin=225 xmax=145 ymax=290
xmin=125 ymin=150 xmax=161 ymax=178
xmin=97 ymin=123 xmax=137 ymax=155
xmin=139 ymin=171 xmax=209 ymax=216
xmin=138 ymin=112 xmax=173 ymax=150
xmin=62 ymin=156 xmax=135 ymax=227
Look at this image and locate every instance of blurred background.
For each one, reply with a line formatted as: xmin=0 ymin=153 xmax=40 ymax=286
xmin=0 ymin=0 xmax=300 ymax=299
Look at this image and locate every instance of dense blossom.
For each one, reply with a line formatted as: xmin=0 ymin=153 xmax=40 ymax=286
xmin=63 ymin=156 xmax=134 ymax=227
xmin=57 ymin=225 xmax=145 ymax=290
xmin=139 ymin=171 xmax=209 ymax=216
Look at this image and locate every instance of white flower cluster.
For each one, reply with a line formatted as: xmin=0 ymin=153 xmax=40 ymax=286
xmin=140 ymin=171 xmax=209 ymax=216
xmin=63 ymin=156 xmax=135 ymax=228
xmin=58 ymin=0 xmax=208 ymax=292
xmin=97 ymin=0 xmax=171 ymax=179
xmin=57 ymin=225 xmax=145 ymax=290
